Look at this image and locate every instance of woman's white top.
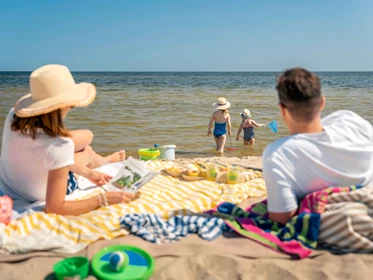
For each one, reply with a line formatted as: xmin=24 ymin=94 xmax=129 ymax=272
xmin=0 ymin=109 xmax=74 ymax=204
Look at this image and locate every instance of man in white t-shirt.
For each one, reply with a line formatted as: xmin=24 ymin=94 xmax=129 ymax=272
xmin=263 ymin=68 xmax=373 ymax=224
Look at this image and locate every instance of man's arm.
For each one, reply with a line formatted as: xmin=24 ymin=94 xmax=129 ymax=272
xmin=263 ymin=154 xmax=299 ymax=224
xmin=269 ymin=209 xmax=298 ymax=225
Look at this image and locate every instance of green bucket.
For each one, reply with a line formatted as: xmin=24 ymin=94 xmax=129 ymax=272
xmin=138 ymin=148 xmax=160 ymax=161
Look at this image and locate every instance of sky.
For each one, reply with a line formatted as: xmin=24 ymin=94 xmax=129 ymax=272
xmin=0 ymin=0 xmax=372 ymax=71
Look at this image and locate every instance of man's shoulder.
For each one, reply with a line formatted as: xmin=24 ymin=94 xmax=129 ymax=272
xmin=322 ymin=110 xmax=370 ymax=126
xmin=263 ymin=135 xmax=297 ymax=159
xmin=323 ymin=110 xmax=373 ymax=139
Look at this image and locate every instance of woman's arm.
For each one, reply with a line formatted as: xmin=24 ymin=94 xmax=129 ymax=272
xmin=70 ymin=163 xmax=91 ymax=178
xmin=207 ymin=114 xmax=215 ymax=136
xmin=69 ymin=163 xmax=111 ymax=186
xmin=45 ymin=166 xmax=135 ymax=215
xmin=227 ymin=114 xmax=232 ymax=135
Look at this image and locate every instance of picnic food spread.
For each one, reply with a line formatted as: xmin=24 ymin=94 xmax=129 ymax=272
xmin=164 ymin=161 xmax=260 ymax=183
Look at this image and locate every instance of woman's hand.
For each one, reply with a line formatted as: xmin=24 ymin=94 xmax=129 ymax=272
xmin=88 ymin=170 xmax=112 ymax=186
xmin=236 ymin=136 xmax=239 ymax=142
xmin=105 ymin=191 xmax=136 ymax=205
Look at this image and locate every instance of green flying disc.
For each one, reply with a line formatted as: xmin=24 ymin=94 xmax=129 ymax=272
xmin=53 ymin=256 xmax=89 ymax=280
xmin=91 ymin=245 xmax=155 ymax=280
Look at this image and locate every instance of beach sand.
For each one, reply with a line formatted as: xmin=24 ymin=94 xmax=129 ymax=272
xmin=1 ymin=156 xmax=372 ymax=280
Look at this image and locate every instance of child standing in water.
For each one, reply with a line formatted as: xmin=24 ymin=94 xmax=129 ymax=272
xmin=236 ymin=109 xmax=265 ymax=146
xmin=207 ymin=97 xmax=232 ymax=154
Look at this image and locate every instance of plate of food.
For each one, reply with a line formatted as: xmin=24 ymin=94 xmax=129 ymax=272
xmin=164 ymin=166 xmax=187 ymax=177
xmin=181 ymin=174 xmax=205 ymax=181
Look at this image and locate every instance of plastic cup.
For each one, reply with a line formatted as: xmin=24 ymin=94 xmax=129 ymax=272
xmin=227 ymin=166 xmax=240 ymax=184
xmin=206 ymin=163 xmax=218 ymax=181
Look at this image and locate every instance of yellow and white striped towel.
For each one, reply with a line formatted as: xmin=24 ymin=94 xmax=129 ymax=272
xmin=0 ymin=161 xmax=266 ymax=254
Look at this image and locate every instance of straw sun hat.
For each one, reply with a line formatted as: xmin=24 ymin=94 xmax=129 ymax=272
xmin=212 ymin=97 xmax=231 ymax=110
xmin=240 ymin=109 xmax=251 ymax=118
xmin=14 ymin=64 xmax=96 ymax=118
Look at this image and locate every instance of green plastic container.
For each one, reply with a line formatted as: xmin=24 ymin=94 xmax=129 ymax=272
xmin=138 ymin=148 xmax=160 ymax=161
xmin=53 ymin=256 xmax=89 ymax=280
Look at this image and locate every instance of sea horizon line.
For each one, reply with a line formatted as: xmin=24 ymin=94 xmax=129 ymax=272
xmin=1 ymin=70 xmax=373 ymax=73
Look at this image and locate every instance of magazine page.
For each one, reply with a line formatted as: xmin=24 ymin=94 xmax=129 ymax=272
xmin=102 ymin=157 xmax=159 ymax=193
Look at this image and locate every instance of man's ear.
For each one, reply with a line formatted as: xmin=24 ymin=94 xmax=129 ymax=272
xmin=320 ymin=96 xmax=326 ymax=111
xmin=279 ymin=103 xmax=286 ymax=118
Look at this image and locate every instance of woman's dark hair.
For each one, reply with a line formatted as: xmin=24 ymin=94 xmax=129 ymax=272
xmin=11 ymin=109 xmax=71 ymax=139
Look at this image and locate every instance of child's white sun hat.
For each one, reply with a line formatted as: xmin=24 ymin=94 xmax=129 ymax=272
xmin=240 ymin=109 xmax=251 ymax=118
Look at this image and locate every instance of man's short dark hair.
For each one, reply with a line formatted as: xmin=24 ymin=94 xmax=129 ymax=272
xmin=276 ymin=67 xmax=322 ymax=122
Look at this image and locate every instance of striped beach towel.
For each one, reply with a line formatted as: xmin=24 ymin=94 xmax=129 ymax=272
xmin=318 ymin=186 xmax=373 ymax=253
xmin=0 ymin=161 xmax=266 ymax=254
xmin=210 ymin=201 xmax=320 ymax=259
xmin=211 ymin=185 xmax=368 ymax=259
xmin=120 ymin=214 xmax=229 ymax=244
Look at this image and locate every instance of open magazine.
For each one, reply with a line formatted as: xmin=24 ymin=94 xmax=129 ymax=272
xmin=102 ymin=157 xmax=160 ymax=193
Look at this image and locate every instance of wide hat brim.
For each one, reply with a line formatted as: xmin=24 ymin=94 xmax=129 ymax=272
xmin=14 ymin=83 xmax=96 ymax=118
xmin=212 ymin=101 xmax=231 ymax=110
xmin=240 ymin=113 xmax=251 ymax=118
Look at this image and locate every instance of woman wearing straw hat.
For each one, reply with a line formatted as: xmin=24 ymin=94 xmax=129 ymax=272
xmin=0 ymin=65 xmax=135 ymax=215
xmin=236 ymin=109 xmax=266 ymax=146
xmin=207 ymin=97 xmax=232 ymax=154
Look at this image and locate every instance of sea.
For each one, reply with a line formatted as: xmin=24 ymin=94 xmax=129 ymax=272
xmin=0 ymin=72 xmax=372 ymax=159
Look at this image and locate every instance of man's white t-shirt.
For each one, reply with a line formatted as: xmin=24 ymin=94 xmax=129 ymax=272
xmin=263 ymin=110 xmax=373 ymax=213
xmin=0 ymin=109 xmax=75 ymax=203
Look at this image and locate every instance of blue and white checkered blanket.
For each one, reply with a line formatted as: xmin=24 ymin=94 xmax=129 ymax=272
xmin=120 ymin=214 xmax=229 ymax=244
